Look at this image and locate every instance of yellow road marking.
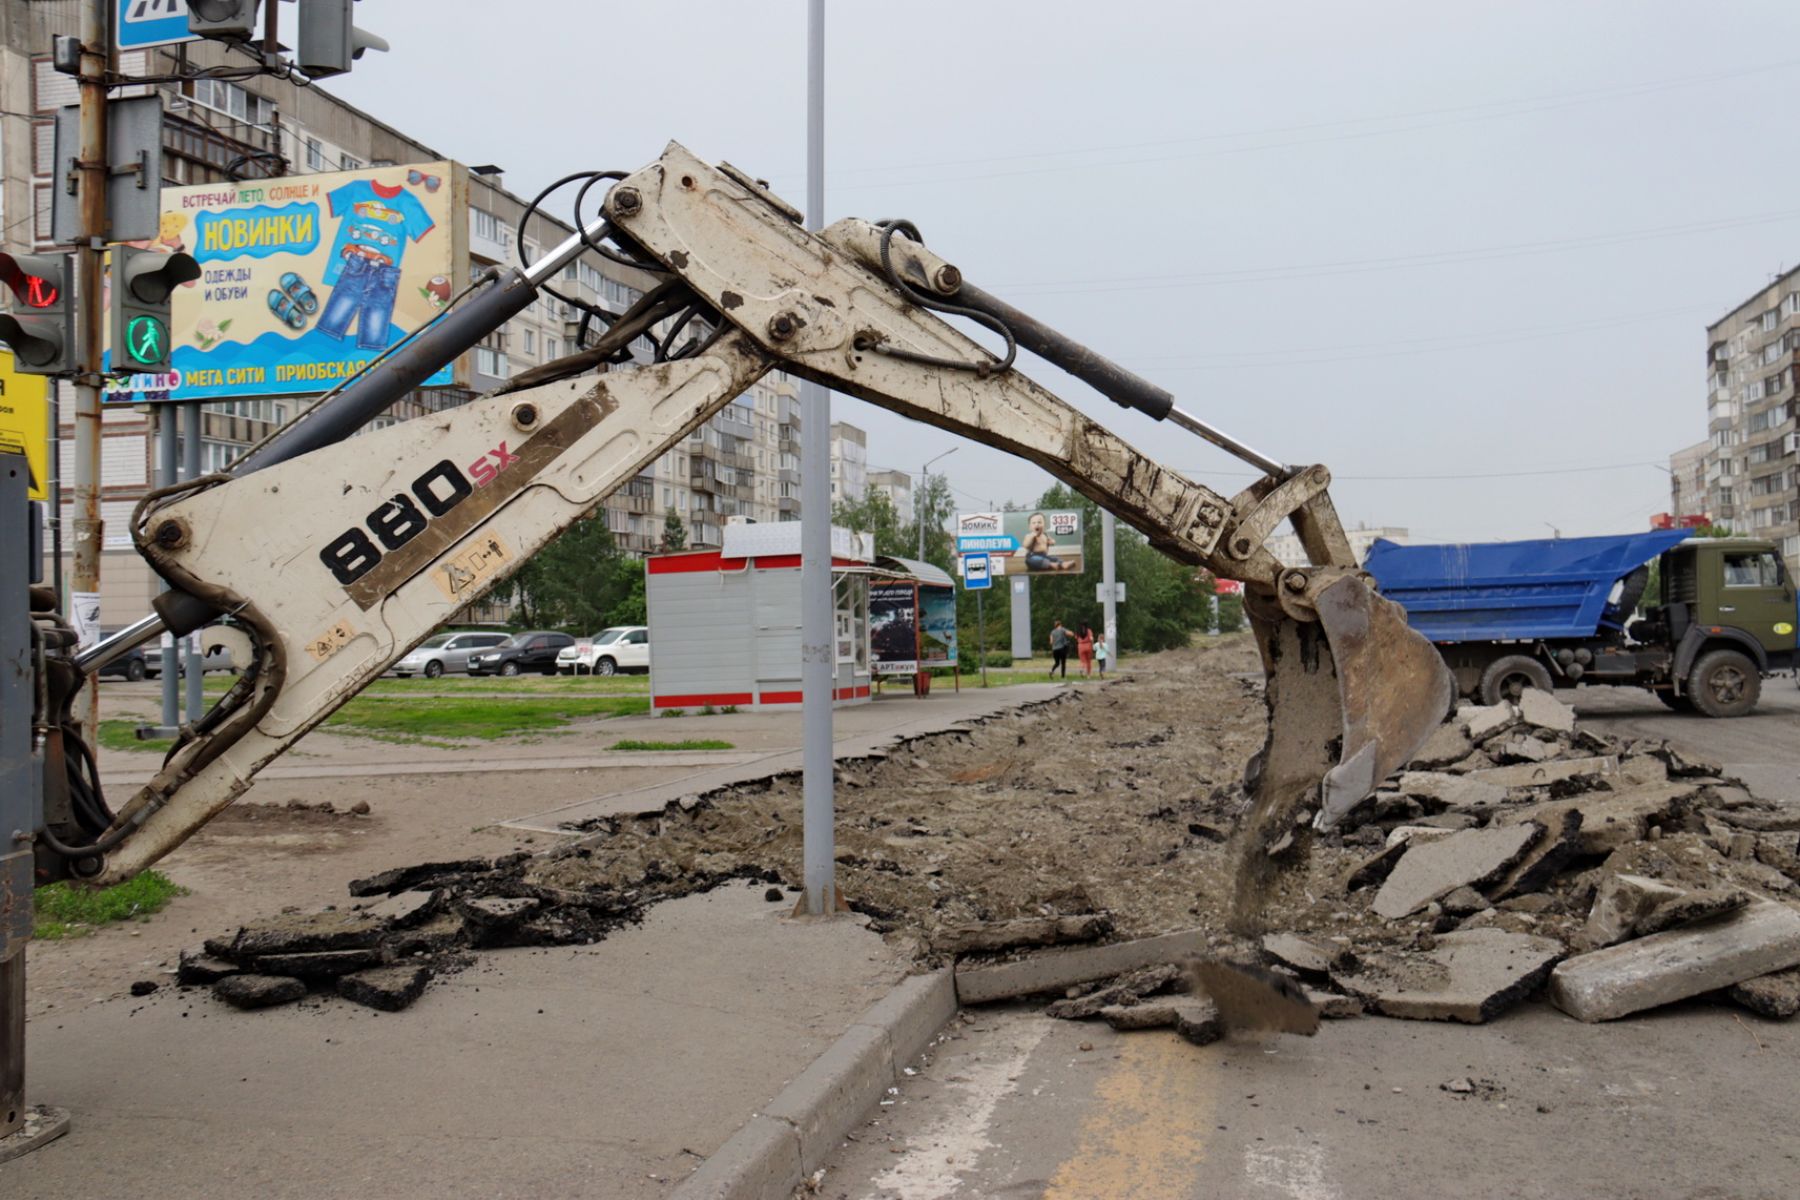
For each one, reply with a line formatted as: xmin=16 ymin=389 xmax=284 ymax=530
xmin=1044 ymin=1032 xmax=1216 ymax=1200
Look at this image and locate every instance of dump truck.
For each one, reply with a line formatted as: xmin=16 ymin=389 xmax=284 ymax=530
xmin=1364 ymin=531 xmax=1798 ymax=716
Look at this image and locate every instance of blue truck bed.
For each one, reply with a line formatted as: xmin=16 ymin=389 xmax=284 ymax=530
xmin=1363 ymin=530 xmax=1692 ymax=644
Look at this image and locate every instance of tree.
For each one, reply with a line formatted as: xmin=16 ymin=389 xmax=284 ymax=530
xmin=832 ymin=487 xmax=907 ymax=558
xmin=660 ymin=507 xmax=688 ymax=551
xmin=503 ymin=515 xmax=644 ymax=632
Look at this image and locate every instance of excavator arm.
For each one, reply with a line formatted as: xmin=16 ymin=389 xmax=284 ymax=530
xmin=51 ymin=143 xmax=1451 ymax=891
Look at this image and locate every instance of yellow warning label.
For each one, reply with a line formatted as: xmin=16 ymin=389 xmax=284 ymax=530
xmin=305 ymin=618 xmax=357 ymax=662
xmin=0 ymin=351 xmax=51 ymax=500
xmin=431 ymin=532 xmax=514 ymax=603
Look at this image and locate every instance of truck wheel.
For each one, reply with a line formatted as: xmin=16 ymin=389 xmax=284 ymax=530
xmin=1478 ymin=655 xmax=1554 ymax=706
xmin=1687 ymin=650 xmax=1759 ymax=718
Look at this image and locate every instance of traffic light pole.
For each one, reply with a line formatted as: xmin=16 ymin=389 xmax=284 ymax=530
xmin=70 ymin=0 xmax=111 ymax=747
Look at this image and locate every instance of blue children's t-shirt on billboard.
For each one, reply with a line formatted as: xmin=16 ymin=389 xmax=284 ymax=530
xmin=322 ymin=180 xmax=436 ymax=285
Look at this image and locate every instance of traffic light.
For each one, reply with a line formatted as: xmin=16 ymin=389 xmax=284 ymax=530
xmin=111 ymin=248 xmax=201 ymax=375
xmin=187 ymin=0 xmax=261 ymax=40
xmin=296 ymin=0 xmax=389 ymax=78
xmin=0 ymin=253 xmax=75 ymax=375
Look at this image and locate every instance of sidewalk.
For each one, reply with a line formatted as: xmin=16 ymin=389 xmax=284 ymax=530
xmin=9 ymin=682 xmax=1068 ymax=1198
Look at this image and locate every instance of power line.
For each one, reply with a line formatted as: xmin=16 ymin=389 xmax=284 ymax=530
xmin=1176 ymin=461 xmax=1675 ymax=482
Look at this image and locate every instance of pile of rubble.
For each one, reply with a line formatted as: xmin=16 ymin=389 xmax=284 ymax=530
xmin=963 ymin=687 xmax=1800 ymax=1034
xmin=177 ymin=853 xmax=652 ymax=1011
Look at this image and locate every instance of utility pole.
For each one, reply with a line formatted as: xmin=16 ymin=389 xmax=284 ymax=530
xmin=917 ymin=447 xmax=956 ymax=560
xmin=70 ymin=0 xmax=111 ymax=746
xmin=798 ymin=0 xmax=836 ymax=916
xmin=1100 ymin=508 xmax=1118 ymax=662
xmin=183 ymin=401 xmax=202 ymax=718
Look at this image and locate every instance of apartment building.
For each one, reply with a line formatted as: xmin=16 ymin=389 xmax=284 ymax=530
xmin=866 ymin=467 xmax=913 ymax=519
xmin=828 ymin=421 xmax=867 ymax=504
xmin=1 ymin=7 xmax=799 ymax=621
xmin=1665 ymin=440 xmax=1709 ymax=525
xmin=1699 ymin=266 xmax=1800 ymax=572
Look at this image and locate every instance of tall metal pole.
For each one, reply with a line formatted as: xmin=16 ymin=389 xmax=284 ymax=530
xmin=1010 ymin=574 xmax=1031 ymax=659
xmin=182 ymin=401 xmax=202 ymax=719
xmin=158 ymin=410 xmax=178 ymax=729
xmin=69 ymin=0 xmax=111 ymax=747
xmin=799 ymin=0 xmax=836 ymax=916
xmin=1100 ymin=508 xmax=1118 ymax=662
xmin=916 ymin=448 xmax=956 ymax=561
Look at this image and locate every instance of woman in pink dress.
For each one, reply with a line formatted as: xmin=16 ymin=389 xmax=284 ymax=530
xmin=1077 ymin=626 xmax=1095 ymax=677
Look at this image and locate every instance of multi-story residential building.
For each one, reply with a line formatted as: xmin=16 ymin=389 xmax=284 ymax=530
xmin=1 ymin=7 xmax=800 ymax=621
xmin=1264 ymin=524 xmax=1409 ymax=568
xmin=1665 ymin=440 xmax=1710 ymax=525
xmin=828 ymin=421 xmax=867 ymax=504
xmin=1699 ymin=267 xmax=1800 ymax=572
xmin=866 ymin=467 xmax=913 ymax=519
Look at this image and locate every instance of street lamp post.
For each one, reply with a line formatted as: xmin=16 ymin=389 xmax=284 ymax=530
xmin=918 ymin=447 xmax=958 ymax=561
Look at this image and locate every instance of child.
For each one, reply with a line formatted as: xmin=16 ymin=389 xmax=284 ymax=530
xmin=1094 ymin=635 xmax=1109 ymax=677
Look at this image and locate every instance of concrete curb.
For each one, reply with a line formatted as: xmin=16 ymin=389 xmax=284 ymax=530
xmin=671 ymin=968 xmax=957 ymax=1200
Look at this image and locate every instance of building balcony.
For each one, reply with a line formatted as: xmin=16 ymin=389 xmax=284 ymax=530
xmin=777 ymin=496 xmax=801 ymax=515
xmin=718 ymin=451 xmax=754 ymax=473
xmin=778 ymin=467 xmax=799 ymax=485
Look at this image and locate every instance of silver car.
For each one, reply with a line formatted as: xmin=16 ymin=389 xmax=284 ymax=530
xmin=390 ymin=631 xmax=510 ymax=678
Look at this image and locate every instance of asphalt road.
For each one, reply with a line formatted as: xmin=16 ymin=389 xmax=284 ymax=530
xmin=817 ymin=679 xmax=1800 ymax=1200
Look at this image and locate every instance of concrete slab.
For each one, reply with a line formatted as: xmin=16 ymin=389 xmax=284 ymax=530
xmin=1519 ymin=687 xmax=1577 ymax=734
xmin=1407 ymin=722 xmax=1473 ymax=770
xmin=1465 ymin=755 xmax=1618 ymax=789
xmin=1394 ymin=770 xmax=1507 ymax=812
xmin=1549 ymin=900 xmax=1800 ymax=1022
xmin=1371 ymin=824 xmax=1543 ymax=919
xmin=1332 ymin=928 xmax=1565 ymax=1023
xmin=4 ymin=883 xmax=905 ymax=1200
xmin=1727 ymin=966 xmax=1800 ymax=1019
xmin=1461 ymin=701 xmax=1518 ymax=742
xmin=955 ymin=929 xmax=1209 ymax=1004
xmin=1500 ymin=783 xmax=1694 ymax=855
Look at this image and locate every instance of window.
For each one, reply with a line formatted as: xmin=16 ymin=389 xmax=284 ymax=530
xmin=471 ymin=207 xmax=504 ymax=243
xmin=1763 ymin=310 xmax=1780 ymax=332
xmin=1723 ymin=551 xmax=1782 ymax=587
xmin=1764 ymin=342 xmax=1785 ymax=365
xmin=522 ymin=329 xmax=535 ymax=355
xmin=305 ymin=138 xmax=324 ymax=171
xmin=474 ymin=346 xmax=509 ymax=378
xmin=340 ymin=154 xmax=362 ymax=172
xmin=545 ymin=336 xmax=559 ymax=359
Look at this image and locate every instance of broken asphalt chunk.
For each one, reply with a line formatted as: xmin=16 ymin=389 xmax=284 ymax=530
xmin=337 ymin=963 xmax=435 ymax=1012
xmin=1331 ymin=929 xmax=1564 ymax=1024
xmin=1548 ymin=900 xmax=1800 ymax=1022
xmin=213 ymin=974 xmax=307 ymax=1010
xmin=348 ymin=859 xmax=490 ymax=898
xmin=1726 ymin=966 xmax=1800 ymax=1019
xmin=1372 ymin=824 xmax=1543 ymax=919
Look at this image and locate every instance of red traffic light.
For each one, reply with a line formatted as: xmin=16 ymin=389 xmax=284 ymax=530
xmin=0 ymin=253 xmax=65 ymax=309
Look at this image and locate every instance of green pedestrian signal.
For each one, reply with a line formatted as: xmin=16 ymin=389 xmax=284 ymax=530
xmin=111 ymin=247 xmax=199 ymax=376
xmin=125 ymin=314 xmax=167 ymax=367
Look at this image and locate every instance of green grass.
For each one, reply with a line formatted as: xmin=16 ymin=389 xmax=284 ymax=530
xmin=610 ymin=738 xmax=734 ymax=752
xmin=206 ymin=672 xmax=651 ymax=697
xmin=321 ymin=693 xmax=650 ymax=743
xmin=35 ymin=870 xmax=185 ymax=940
xmin=96 ymin=719 xmax=174 ymax=754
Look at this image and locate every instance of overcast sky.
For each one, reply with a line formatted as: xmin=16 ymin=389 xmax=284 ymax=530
xmin=332 ymin=0 xmax=1800 ymax=543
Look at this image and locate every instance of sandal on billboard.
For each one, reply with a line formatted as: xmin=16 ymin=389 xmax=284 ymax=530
xmin=267 ymin=289 xmax=308 ymax=330
xmin=279 ymin=271 xmax=320 ymax=314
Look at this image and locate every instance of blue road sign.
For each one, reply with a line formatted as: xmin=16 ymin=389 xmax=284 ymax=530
xmin=118 ymin=0 xmax=198 ymax=51
xmin=963 ymin=552 xmax=992 ymax=590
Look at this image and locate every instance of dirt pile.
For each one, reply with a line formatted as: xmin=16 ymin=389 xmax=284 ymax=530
xmin=178 ymin=638 xmax=1800 ymax=1023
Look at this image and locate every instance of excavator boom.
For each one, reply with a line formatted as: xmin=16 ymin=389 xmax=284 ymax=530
xmin=43 ymin=144 xmax=1451 ymax=899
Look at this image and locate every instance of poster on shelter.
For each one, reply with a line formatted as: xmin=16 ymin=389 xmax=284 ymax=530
xmin=150 ymin=162 xmax=463 ymax=402
xmin=954 ymin=510 xmax=1084 ymax=575
xmin=869 ymin=582 xmax=919 ymax=674
xmin=919 ymin=588 xmax=957 ymax=666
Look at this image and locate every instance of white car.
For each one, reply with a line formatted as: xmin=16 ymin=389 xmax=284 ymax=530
xmin=556 ymin=626 xmax=650 ymax=676
xmin=390 ymin=630 xmax=511 ymax=678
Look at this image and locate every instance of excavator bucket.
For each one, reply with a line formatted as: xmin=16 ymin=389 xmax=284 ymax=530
xmin=1230 ymin=574 xmax=1454 ymax=931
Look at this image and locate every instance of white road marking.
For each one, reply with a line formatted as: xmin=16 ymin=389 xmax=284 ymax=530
xmin=1243 ymin=1141 xmax=1343 ymax=1200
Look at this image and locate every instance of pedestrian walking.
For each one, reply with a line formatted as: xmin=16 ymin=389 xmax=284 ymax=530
xmin=1095 ymin=634 xmax=1109 ymax=677
xmin=1049 ymin=620 xmax=1071 ymax=678
xmin=1077 ymin=625 xmax=1095 ymax=677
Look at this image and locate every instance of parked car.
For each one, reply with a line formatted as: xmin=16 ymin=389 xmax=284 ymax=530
xmin=467 ymin=631 xmax=576 ymax=676
xmin=95 ymin=629 xmax=148 ymax=682
xmin=555 ymin=626 xmax=650 ymax=676
xmin=145 ymin=635 xmax=237 ymax=677
xmin=390 ymin=630 xmax=511 ymax=678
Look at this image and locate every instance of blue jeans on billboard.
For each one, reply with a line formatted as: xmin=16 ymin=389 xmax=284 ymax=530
xmin=1026 ymin=552 xmax=1063 ymax=572
xmin=318 ymin=256 xmax=400 ymax=351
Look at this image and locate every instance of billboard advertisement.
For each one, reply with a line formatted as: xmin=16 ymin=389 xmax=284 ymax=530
xmin=954 ymin=510 xmax=1085 ymax=576
xmin=0 ymin=351 xmax=50 ymax=499
xmin=869 ymin=582 xmax=918 ymax=674
xmin=919 ymin=587 xmax=957 ymax=666
xmin=118 ymin=162 xmax=464 ymax=403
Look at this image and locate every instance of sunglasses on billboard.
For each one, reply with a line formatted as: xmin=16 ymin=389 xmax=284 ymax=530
xmin=407 ymin=170 xmax=441 ymax=192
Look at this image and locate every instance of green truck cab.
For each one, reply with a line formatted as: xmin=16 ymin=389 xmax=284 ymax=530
xmin=1644 ymin=539 xmax=1797 ymax=713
